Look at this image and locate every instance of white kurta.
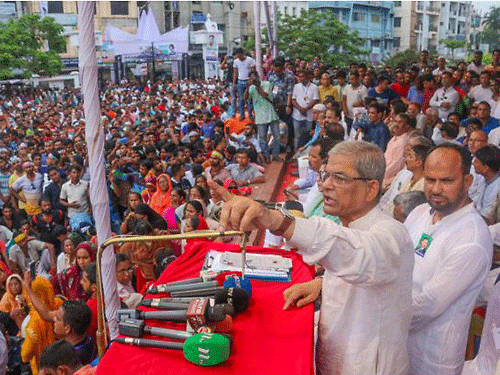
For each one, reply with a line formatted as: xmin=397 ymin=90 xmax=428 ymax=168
xmin=404 ymin=203 xmax=492 ymax=375
xmin=289 ymin=207 xmax=414 ymax=375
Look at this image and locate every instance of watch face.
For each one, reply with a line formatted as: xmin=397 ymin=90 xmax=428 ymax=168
xmin=283 ymin=200 xmax=303 ymax=212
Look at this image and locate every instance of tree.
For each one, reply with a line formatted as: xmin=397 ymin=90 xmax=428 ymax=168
xmin=440 ymin=38 xmax=466 ymax=59
xmin=383 ymin=49 xmax=420 ymax=69
xmin=480 ymin=7 xmax=500 ymax=51
xmin=482 ymin=7 xmax=500 ymax=32
xmin=244 ymin=9 xmax=367 ymax=66
xmin=0 ymin=14 xmax=65 ymax=79
xmin=278 ymin=9 xmax=367 ymax=66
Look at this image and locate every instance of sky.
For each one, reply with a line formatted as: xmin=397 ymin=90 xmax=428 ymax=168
xmin=473 ymin=1 xmax=498 ymax=16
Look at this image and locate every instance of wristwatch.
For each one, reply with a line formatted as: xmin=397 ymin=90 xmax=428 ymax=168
xmin=270 ymin=206 xmax=296 ymax=236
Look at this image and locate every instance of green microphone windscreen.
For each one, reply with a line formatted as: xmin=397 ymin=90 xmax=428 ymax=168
xmin=183 ymin=333 xmax=230 ymax=366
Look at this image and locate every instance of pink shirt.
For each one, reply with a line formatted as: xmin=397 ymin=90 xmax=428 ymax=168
xmin=383 ymin=132 xmax=411 ymax=187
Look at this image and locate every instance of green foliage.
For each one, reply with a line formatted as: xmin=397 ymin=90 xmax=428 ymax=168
xmin=440 ymin=38 xmax=466 ymax=58
xmin=277 ymin=9 xmax=368 ymax=66
xmin=246 ymin=9 xmax=367 ymax=66
xmin=382 ymin=49 xmax=420 ymax=69
xmin=0 ymin=14 xmax=65 ymax=79
xmin=482 ymin=7 xmax=500 ymax=32
xmin=480 ymin=7 xmax=500 ymax=51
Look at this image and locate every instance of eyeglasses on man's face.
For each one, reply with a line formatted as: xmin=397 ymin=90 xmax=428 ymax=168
xmin=318 ymin=170 xmax=373 ymax=186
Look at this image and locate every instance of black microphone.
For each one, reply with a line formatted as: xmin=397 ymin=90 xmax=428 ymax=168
xmin=119 ymin=318 xmax=193 ymax=340
xmin=141 ymin=299 xmax=191 ymax=310
xmin=119 ymin=318 xmax=234 ymax=342
xmin=116 ymin=336 xmax=184 ymax=350
xmin=214 ymin=288 xmax=250 ymax=314
xmin=118 ymin=298 xmax=226 ymax=328
xmin=141 ymin=298 xmax=235 ymax=316
xmin=148 ymin=280 xmax=220 ymax=294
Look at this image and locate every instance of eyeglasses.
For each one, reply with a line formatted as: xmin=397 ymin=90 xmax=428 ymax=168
xmin=117 ymin=267 xmax=134 ymax=274
xmin=318 ymin=170 xmax=373 ymax=186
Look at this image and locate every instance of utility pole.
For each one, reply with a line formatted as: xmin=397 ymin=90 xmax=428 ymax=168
xmin=151 ymin=41 xmax=155 ymax=82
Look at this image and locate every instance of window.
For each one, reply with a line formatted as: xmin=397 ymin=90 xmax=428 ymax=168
xmin=192 ymin=1 xmax=201 ymax=4
xmin=110 ymin=1 xmax=128 ymax=16
xmin=394 ymin=1 xmax=402 ymax=7
xmin=394 ymin=37 xmax=401 ymax=48
xmin=394 ymin=17 xmax=401 ymax=27
xmin=292 ymin=7 xmax=296 ymax=17
xmin=372 ymin=39 xmax=380 ymax=48
xmin=353 ymin=12 xmax=365 ymax=22
xmin=371 ymin=14 xmax=381 ymax=24
xmin=284 ymin=6 xmax=288 ymax=15
xmin=47 ymin=1 xmax=63 ymax=13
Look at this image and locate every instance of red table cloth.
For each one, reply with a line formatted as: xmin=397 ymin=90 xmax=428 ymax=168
xmin=96 ymin=241 xmax=315 ymax=375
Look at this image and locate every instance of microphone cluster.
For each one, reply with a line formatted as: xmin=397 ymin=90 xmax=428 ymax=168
xmin=116 ymin=273 xmax=252 ymax=366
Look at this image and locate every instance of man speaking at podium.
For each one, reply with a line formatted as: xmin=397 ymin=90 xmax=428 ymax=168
xmin=210 ymin=140 xmax=414 ymax=375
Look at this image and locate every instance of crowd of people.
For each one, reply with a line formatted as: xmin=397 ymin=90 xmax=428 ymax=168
xmin=0 ymin=46 xmax=495 ymax=374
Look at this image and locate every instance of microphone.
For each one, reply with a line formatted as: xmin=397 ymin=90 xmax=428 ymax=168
xmin=148 ymin=280 xmax=220 ymax=294
xmin=119 ymin=318 xmax=234 ymax=339
xmin=223 ymin=276 xmax=252 ymax=297
xmin=118 ymin=298 xmax=226 ymax=328
xmin=148 ymin=273 xmax=245 ymax=294
xmin=214 ymin=288 xmax=250 ymax=314
xmin=116 ymin=332 xmax=231 ymax=366
xmin=141 ymin=299 xmax=191 ymax=310
xmin=155 ymin=271 xmax=242 ymax=289
xmin=141 ymin=298 xmax=235 ymax=316
xmin=170 ymin=277 xmax=252 ymax=298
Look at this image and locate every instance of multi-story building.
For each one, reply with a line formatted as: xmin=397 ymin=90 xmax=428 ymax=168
xmin=437 ymin=1 xmax=472 ymax=57
xmin=393 ymin=1 xmax=473 ymax=58
xmin=309 ymin=1 xmax=394 ymax=64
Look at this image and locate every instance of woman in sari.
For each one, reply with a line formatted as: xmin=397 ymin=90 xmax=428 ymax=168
xmin=51 ymin=242 xmax=94 ymax=301
xmin=0 ymin=274 xmax=27 ymax=331
xmin=149 ymin=174 xmax=172 ymax=216
xmin=21 ymin=276 xmax=63 ymax=375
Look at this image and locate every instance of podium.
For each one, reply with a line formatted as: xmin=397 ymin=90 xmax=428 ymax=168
xmin=95 ymin=241 xmax=315 ymax=375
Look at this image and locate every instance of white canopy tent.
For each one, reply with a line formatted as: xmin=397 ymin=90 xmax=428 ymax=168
xmin=103 ymin=9 xmax=189 ymax=57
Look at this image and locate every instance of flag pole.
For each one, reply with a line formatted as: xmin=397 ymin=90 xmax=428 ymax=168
xmin=78 ymin=1 xmax=120 ymax=346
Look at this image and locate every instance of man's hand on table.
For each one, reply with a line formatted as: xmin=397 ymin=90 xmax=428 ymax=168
xmin=283 ymin=278 xmax=322 ymax=310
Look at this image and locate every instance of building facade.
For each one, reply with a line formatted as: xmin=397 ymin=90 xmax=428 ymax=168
xmin=393 ymin=1 xmax=473 ymax=58
xmin=309 ymin=1 xmax=394 ymax=64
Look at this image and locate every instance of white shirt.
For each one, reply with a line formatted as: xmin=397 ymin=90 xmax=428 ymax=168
xmin=0 ymin=332 xmax=7 ymax=375
xmin=429 ymin=86 xmax=460 ymax=120
xmin=404 ymin=203 xmax=492 ymax=375
xmin=343 ymin=84 xmax=368 ymax=118
xmin=378 ymin=168 xmax=412 ymax=214
xmin=233 ymin=57 xmax=256 ymax=81
xmin=292 ymin=82 xmax=319 ymax=122
xmin=488 ymin=126 xmax=500 ymax=146
xmin=60 ymin=179 xmax=90 ymax=218
xmin=289 ymin=207 xmax=414 ymax=375
xmin=469 ymin=164 xmax=485 ymax=202
xmin=462 ymin=279 xmax=500 ymax=375
xmin=468 ymin=84 xmax=493 ymax=104
xmin=472 ymin=174 xmax=500 ymax=216
xmin=468 ymin=63 xmax=486 ymax=75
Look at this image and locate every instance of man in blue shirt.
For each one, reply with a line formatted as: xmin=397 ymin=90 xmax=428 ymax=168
xmin=477 ymin=101 xmax=499 ymax=134
xmin=358 ymin=102 xmax=391 ymax=151
xmin=367 ymin=74 xmax=399 ymax=106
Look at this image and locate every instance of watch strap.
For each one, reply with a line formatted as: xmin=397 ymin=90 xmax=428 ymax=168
xmin=270 ymin=210 xmax=295 ymax=236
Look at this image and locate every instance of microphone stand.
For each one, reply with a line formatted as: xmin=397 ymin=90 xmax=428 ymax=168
xmin=95 ymin=230 xmax=248 ymax=358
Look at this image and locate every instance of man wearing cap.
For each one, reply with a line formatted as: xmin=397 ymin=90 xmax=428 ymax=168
xmin=205 ymin=151 xmax=230 ymax=182
xmin=11 ymin=161 xmax=43 ymax=216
